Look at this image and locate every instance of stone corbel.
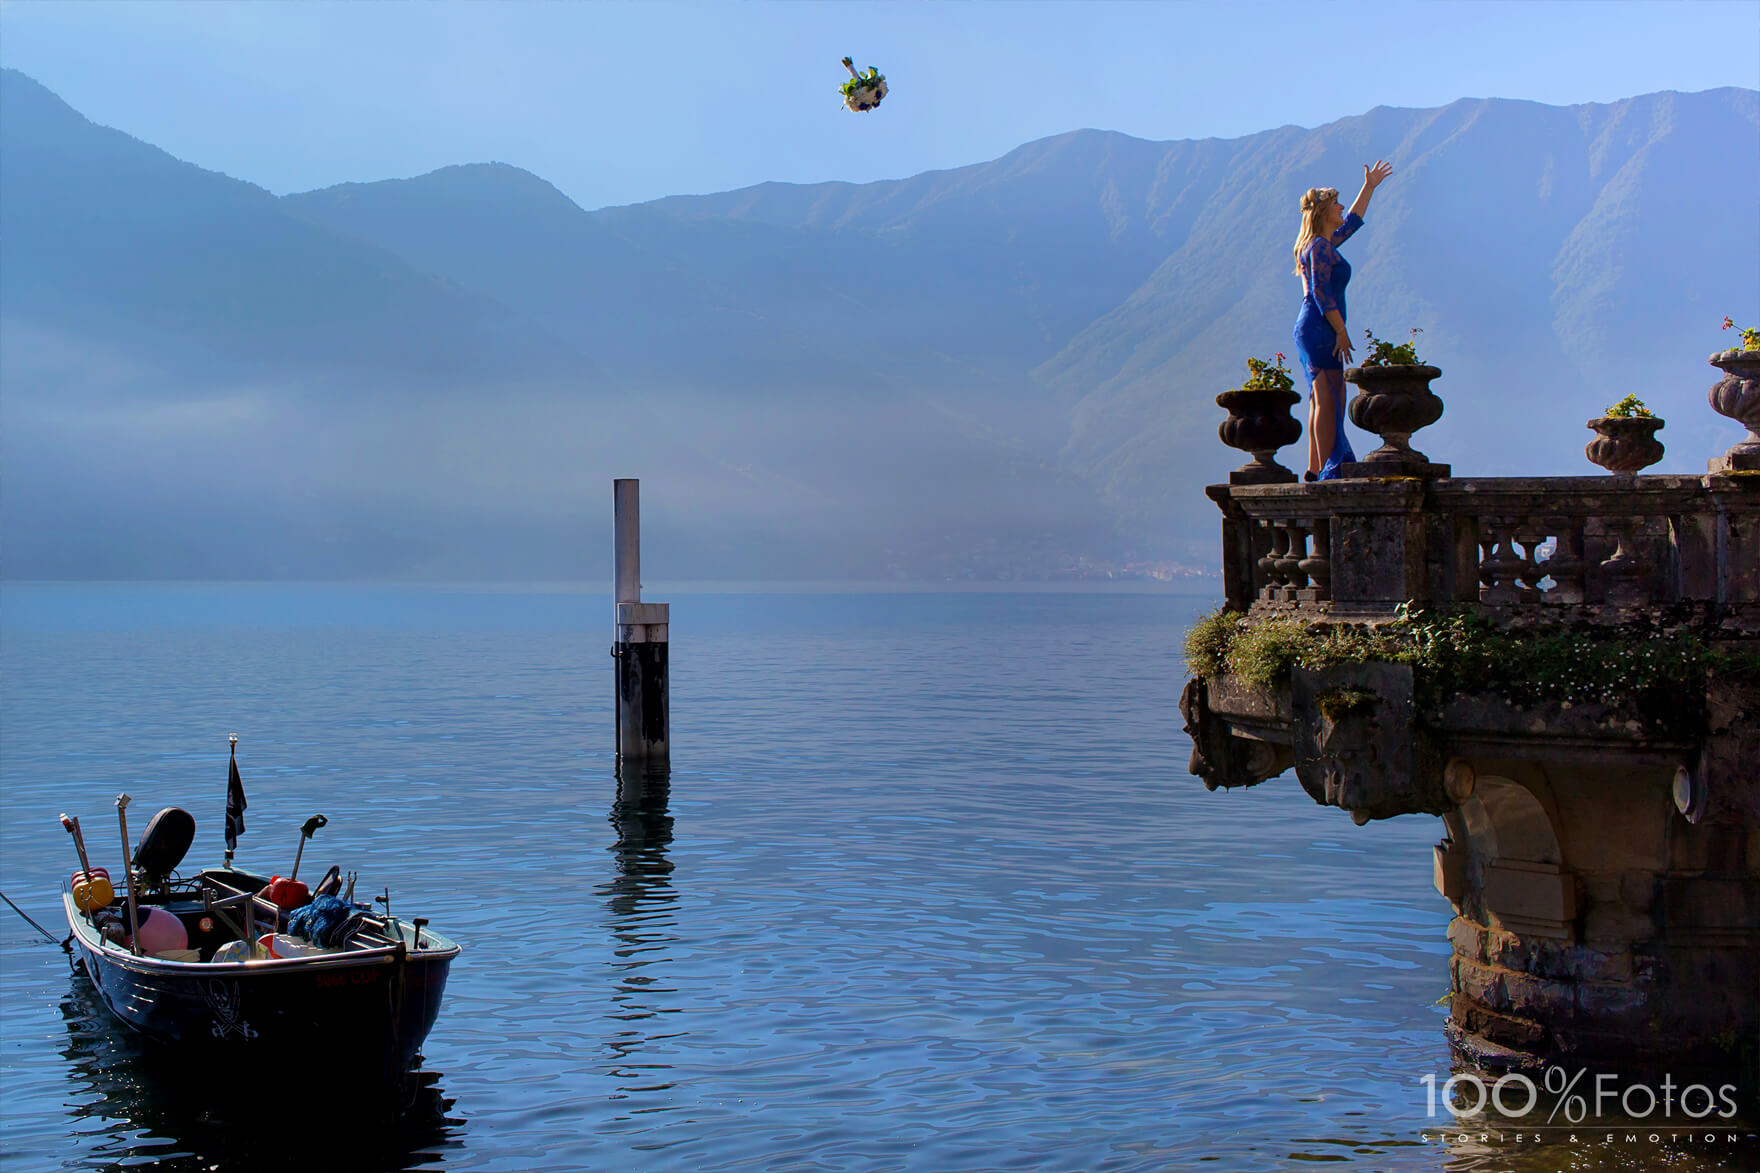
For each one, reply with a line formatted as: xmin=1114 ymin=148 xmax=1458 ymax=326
xmin=1289 ymin=662 xmax=1456 ymax=821
xmin=1179 ymin=677 xmax=1293 ymax=790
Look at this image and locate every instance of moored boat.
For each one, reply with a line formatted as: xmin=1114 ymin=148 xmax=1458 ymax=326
xmin=59 ymin=773 xmax=460 ymax=1086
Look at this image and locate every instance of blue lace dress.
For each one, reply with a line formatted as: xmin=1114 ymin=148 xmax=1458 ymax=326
xmin=1293 ymin=211 xmax=1363 ymax=479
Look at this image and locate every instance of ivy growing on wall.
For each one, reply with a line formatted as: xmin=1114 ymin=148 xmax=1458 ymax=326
xmin=1183 ymin=606 xmax=1760 ymax=742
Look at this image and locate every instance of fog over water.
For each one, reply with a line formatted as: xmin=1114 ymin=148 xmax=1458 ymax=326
xmin=2 ymin=363 xmax=1119 ymax=580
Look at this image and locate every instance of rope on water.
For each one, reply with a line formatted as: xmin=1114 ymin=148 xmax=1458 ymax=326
xmin=1 ymin=889 xmax=71 ymax=952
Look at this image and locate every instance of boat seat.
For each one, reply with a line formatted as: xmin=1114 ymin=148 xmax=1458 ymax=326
xmin=134 ymin=808 xmax=196 ymax=888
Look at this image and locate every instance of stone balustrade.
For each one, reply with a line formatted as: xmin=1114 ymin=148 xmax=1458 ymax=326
xmin=1207 ymin=473 xmax=1759 ymax=629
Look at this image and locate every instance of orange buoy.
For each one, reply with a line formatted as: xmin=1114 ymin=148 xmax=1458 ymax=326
xmin=71 ymin=868 xmax=114 ymax=913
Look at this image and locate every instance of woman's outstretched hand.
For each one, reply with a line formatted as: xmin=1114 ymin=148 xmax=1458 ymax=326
xmin=1333 ymin=330 xmax=1354 ymax=363
xmin=1347 ymin=160 xmax=1393 ymax=219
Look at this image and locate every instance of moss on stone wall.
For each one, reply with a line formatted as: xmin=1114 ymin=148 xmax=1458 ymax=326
xmin=1183 ymin=606 xmax=1760 ymax=742
xmin=1182 ymin=607 xmax=1237 ymax=679
xmin=1315 ymin=686 xmax=1377 ymax=720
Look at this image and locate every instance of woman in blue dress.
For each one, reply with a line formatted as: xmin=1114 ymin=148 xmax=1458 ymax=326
xmin=1293 ymin=160 xmax=1393 ymax=480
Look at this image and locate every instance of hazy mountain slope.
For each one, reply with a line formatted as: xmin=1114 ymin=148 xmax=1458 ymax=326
xmin=284 ymin=88 xmax=1759 ymax=486
xmin=1 ymin=71 xmax=1121 ymax=579
xmin=0 ymin=68 xmax=574 ymax=383
xmin=280 ymin=164 xmax=747 ymax=387
xmin=606 ymin=129 xmax=1183 ymax=375
xmin=619 ymin=88 xmax=1755 ymax=532
xmin=3 ymin=69 xmax=1753 ymax=580
xmin=283 ymin=130 xmax=1189 ymax=435
xmin=277 ymin=162 xmax=1121 ymax=571
xmin=1036 ymin=89 xmax=1759 ymax=524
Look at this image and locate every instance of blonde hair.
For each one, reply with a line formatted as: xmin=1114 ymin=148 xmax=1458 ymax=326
xmin=1292 ymin=187 xmax=1339 ymax=275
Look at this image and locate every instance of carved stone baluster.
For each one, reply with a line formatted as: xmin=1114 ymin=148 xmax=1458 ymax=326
xmin=1276 ymin=520 xmax=1310 ymax=601
xmin=1247 ymin=519 xmax=1274 ymax=601
xmin=1298 ymin=516 xmax=1332 ymax=601
xmin=1601 ymin=519 xmax=1648 ymax=606
xmin=1479 ymin=520 xmax=1525 ymax=604
xmin=1514 ymin=521 xmax=1548 ymax=603
xmin=1258 ymin=522 xmax=1290 ymax=602
xmin=1538 ymin=520 xmax=1586 ymax=604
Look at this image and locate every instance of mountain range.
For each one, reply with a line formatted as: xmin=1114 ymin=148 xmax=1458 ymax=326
xmin=3 ymin=68 xmax=1755 ymax=580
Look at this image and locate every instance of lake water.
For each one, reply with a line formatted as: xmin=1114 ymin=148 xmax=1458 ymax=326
xmin=0 ymin=585 xmax=1751 ymax=1171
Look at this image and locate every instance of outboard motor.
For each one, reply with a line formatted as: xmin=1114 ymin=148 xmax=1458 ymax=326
xmin=133 ymin=807 xmax=196 ymax=893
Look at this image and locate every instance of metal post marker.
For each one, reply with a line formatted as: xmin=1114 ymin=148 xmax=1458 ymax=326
xmin=612 ymin=479 xmax=670 ymax=767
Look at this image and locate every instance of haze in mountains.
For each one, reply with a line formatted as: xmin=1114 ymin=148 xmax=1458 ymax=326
xmin=3 ymin=67 xmax=1755 ymax=580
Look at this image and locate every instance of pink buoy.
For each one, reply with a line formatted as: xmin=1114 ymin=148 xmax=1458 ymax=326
xmin=134 ymin=907 xmax=188 ymax=954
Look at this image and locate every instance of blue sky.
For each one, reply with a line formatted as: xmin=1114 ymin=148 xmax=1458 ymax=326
xmin=2 ymin=0 xmax=1756 ymax=210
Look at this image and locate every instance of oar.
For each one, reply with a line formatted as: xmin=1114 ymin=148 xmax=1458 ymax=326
xmin=290 ymin=815 xmax=327 ymax=881
xmin=115 ymin=794 xmax=142 ymax=956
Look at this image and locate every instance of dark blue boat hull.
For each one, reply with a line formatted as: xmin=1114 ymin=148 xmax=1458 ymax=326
xmin=68 ymin=894 xmax=457 ymax=1085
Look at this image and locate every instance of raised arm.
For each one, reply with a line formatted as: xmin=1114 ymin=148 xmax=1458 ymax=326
xmin=1345 ymin=159 xmax=1393 ymax=223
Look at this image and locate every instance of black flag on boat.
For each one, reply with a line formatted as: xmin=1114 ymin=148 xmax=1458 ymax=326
xmin=225 ymin=741 xmax=247 ymax=852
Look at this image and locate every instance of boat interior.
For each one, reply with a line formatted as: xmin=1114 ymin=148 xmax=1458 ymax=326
xmin=70 ymin=806 xmax=445 ymax=963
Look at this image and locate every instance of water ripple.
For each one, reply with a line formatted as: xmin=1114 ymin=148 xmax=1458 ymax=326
xmin=2 ymin=587 xmax=1750 ymax=1171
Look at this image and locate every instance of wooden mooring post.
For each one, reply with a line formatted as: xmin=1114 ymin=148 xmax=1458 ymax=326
xmin=613 ymin=479 xmax=669 ymax=767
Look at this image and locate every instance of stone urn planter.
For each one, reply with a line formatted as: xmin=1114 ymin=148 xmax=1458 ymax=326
xmin=1216 ymin=361 xmax=1301 ymax=485
xmin=1707 ymin=347 xmax=1760 ymax=472
xmin=1584 ymin=415 xmax=1665 ymax=476
xmin=1342 ymin=364 xmax=1449 ymax=477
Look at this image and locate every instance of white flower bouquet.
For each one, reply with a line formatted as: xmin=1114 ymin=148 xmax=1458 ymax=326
xmin=840 ymin=57 xmax=887 ymax=112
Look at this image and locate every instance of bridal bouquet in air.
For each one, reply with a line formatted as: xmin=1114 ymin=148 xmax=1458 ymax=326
xmin=840 ymin=57 xmax=887 ymax=112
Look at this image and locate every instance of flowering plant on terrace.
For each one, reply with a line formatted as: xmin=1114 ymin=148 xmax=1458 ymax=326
xmin=1359 ymin=327 xmax=1425 ymax=367
xmin=1240 ymin=353 xmax=1295 ymax=394
xmin=1603 ymin=394 xmax=1655 ymax=420
xmin=1722 ymin=317 xmax=1760 ymax=352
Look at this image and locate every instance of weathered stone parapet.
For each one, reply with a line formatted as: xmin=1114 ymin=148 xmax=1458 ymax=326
xmin=1216 ymin=472 xmax=1758 ymax=628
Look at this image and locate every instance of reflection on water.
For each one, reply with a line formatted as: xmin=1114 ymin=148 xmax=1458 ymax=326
xmin=57 ymin=964 xmax=463 ymax=1172
xmin=600 ymin=765 xmax=683 ymax=1108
